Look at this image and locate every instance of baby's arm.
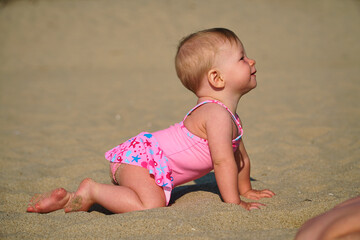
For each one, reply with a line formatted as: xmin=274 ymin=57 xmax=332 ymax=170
xmin=206 ymin=106 xmax=264 ymax=210
xmin=236 ymin=140 xmax=275 ymax=200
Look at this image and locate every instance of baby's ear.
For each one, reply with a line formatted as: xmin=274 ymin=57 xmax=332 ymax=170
xmin=207 ymin=69 xmax=225 ymax=89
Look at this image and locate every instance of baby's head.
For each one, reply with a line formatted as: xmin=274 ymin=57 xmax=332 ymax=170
xmin=175 ymin=28 xmax=241 ymax=94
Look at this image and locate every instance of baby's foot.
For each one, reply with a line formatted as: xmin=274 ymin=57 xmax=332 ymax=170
xmin=64 ymin=178 xmax=94 ymax=213
xmin=27 ymin=188 xmax=71 ymax=213
xmin=27 ymin=178 xmax=95 ymax=213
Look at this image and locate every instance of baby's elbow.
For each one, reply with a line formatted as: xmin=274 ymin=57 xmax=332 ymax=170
xmin=213 ymin=160 xmax=233 ymax=171
xmin=213 ymin=155 xmax=235 ymax=166
xmin=235 ymin=155 xmax=250 ymax=170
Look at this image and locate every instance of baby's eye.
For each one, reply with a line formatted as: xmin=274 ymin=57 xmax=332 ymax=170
xmin=239 ymin=56 xmax=244 ymax=61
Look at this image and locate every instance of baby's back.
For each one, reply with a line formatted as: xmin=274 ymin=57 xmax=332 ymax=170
xmin=152 ymin=122 xmax=213 ymax=187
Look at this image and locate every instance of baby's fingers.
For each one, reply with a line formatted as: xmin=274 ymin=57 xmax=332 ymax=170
xmin=239 ymin=201 xmax=266 ymax=210
xmin=248 ymin=202 xmax=266 ymax=210
xmin=259 ymin=189 xmax=275 ymax=198
xmin=243 ymin=193 xmax=260 ymax=200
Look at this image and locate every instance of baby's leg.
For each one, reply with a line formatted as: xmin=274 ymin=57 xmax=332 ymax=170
xmin=27 ymin=164 xmax=166 ymax=214
xmin=91 ymin=164 xmax=166 ymax=213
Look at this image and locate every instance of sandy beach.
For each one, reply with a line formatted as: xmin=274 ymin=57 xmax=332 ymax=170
xmin=0 ymin=0 xmax=359 ymax=239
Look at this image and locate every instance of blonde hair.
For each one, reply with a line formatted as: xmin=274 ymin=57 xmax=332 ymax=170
xmin=175 ymin=28 xmax=240 ymax=94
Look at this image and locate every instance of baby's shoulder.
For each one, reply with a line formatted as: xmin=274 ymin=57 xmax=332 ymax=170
xmin=186 ymin=102 xmax=231 ymax=125
xmin=198 ymin=103 xmax=234 ymax=123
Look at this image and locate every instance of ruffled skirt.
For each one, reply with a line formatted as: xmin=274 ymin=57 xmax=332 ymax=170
xmin=105 ymin=132 xmax=173 ymax=205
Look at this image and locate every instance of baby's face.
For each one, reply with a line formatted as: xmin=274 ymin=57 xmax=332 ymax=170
xmin=215 ymin=41 xmax=257 ymax=95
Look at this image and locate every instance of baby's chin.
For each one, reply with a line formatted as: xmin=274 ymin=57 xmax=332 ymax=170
xmin=249 ymin=77 xmax=257 ymax=90
xmin=241 ymin=84 xmax=257 ymax=96
xmin=247 ymin=78 xmax=257 ymax=92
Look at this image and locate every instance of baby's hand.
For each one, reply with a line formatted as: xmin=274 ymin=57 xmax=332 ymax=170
xmin=238 ymin=200 xmax=265 ymax=211
xmin=242 ymin=189 xmax=275 ymax=200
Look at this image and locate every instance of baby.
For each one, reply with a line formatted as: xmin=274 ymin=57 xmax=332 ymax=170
xmin=27 ymin=28 xmax=275 ymax=214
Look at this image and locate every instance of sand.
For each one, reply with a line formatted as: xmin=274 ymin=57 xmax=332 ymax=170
xmin=0 ymin=0 xmax=359 ymax=239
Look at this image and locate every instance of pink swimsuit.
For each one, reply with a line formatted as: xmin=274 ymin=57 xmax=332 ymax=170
xmin=105 ymin=100 xmax=243 ymax=205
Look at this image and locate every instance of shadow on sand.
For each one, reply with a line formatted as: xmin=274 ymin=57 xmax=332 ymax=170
xmin=89 ymin=172 xmax=257 ymax=214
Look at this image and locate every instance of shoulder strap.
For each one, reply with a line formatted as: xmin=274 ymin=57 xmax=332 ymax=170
xmin=183 ymin=100 xmax=243 ymax=141
xmin=183 ymin=100 xmax=211 ymax=121
xmin=183 ymin=100 xmax=236 ymax=122
xmin=183 ymin=100 xmax=243 ymax=140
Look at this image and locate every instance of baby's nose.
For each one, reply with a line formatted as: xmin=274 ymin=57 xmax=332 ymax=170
xmin=249 ymin=59 xmax=256 ymax=66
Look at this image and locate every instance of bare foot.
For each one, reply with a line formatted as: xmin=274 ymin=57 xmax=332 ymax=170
xmin=27 ymin=188 xmax=71 ymax=213
xmin=64 ymin=178 xmax=94 ymax=213
xmin=27 ymin=178 xmax=95 ymax=213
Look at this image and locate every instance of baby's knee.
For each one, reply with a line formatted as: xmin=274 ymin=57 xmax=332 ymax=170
xmin=142 ymin=202 xmax=166 ymax=211
xmin=141 ymin=197 xmax=166 ymax=210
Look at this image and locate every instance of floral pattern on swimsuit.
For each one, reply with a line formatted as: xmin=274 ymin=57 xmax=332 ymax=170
xmin=105 ymin=132 xmax=173 ymax=200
